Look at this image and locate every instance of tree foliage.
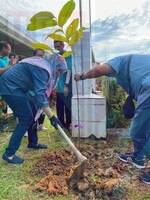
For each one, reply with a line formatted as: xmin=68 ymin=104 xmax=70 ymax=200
xmin=102 ymin=77 xmax=131 ymax=128
xmin=0 ymin=96 xmax=8 ymax=129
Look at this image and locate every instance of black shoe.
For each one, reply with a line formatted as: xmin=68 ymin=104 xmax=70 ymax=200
xmin=118 ymin=152 xmax=145 ymax=169
xmin=140 ymin=171 xmax=150 ymax=184
xmin=65 ymin=124 xmax=71 ymax=131
xmin=27 ymin=143 xmax=48 ymax=150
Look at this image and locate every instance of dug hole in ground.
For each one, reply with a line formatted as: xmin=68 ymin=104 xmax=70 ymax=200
xmin=32 ymin=129 xmax=150 ymax=200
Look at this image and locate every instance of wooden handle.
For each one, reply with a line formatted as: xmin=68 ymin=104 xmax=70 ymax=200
xmin=57 ymin=125 xmax=87 ymax=163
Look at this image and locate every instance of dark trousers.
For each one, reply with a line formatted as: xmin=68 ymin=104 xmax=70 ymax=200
xmin=2 ymin=95 xmax=39 ymax=156
xmin=38 ymin=113 xmax=45 ymax=125
xmin=27 ymin=98 xmax=38 ymax=146
xmin=56 ymin=92 xmax=72 ymax=128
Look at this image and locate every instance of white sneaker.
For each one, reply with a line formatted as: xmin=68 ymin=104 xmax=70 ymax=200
xmin=38 ymin=124 xmax=47 ymax=131
xmin=24 ymin=131 xmax=28 ymax=137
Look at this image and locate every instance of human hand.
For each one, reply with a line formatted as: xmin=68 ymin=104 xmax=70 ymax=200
xmin=74 ymin=72 xmax=81 ymax=82
xmin=9 ymin=55 xmax=19 ymax=66
xmin=64 ymin=85 xmax=69 ymax=96
xmin=50 ymin=115 xmax=62 ymax=129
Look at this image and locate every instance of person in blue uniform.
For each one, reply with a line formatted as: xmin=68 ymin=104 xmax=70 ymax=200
xmin=74 ymin=54 xmax=150 ymax=184
xmin=0 ymin=53 xmax=67 ymax=164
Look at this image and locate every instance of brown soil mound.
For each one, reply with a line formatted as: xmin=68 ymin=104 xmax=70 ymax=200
xmin=32 ymin=135 xmax=150 ymax=199
xmin=33 ymin=149 xmax=77 ymax=196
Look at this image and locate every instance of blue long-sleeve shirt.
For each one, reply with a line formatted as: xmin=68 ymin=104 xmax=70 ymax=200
xmin=0 ymin=62 xmax=50 ymax=108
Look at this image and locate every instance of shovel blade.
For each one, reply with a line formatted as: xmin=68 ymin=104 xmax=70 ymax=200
xmin=69 ymin=159 xmax=88 ymax=182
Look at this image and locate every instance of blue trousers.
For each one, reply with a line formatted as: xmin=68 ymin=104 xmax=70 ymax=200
xmin=130 ymin=96 xmax=150 ymax=160
xmin=2 ymin=95 xmax=38 ymax=157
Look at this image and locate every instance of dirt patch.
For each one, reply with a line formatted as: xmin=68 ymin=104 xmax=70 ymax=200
xmin=32 ymin=131 xmax=150 ymax=199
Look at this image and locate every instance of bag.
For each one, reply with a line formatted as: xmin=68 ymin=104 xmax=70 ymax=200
xmin=122 ymin=95 xmax=135 ymax=119
xmin=122 ymin=54 xmax=135 ymax=119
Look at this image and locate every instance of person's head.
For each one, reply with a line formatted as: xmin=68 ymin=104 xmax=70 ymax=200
xmin=33 ymin=49 xmax=45 ymax=58
xmin=0 ymin=41 xmax=11 ymax=57
xmin=54 ymin=40 xmax=65 ymax=53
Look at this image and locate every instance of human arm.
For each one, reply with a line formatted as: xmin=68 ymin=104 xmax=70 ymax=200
xmin=42 ymin=106 xmax=62 ymax=129
xmin=64 ymin=69 xmax=71 ymax=96
xmin=64 ymin=54 xmax=72 ymax=96
xmin=0 ymin=55 xmax=19 ymax=75
xmin=74 ymin=63 xmax=115 ymax=81
xmin=42 ymin=106 xmax=53 ymax=119
xmin=0 ymin=65 xmax=12 ymax=74
xmin=32 ymin=67 xmax=61 ymax=129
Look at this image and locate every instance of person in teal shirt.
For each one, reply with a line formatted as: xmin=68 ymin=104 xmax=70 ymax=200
xmin=0 ymin=41 xmax=18 ymax=75
xmin=0 ymin=41 xmax=19 ymax=129
xmin=54 ymin=40 xmax=72 ymax=130
xmin=74 ymin=54 xmax=150 ymax=184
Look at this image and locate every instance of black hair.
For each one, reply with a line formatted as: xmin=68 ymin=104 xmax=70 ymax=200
xmin=54 ymin=40 xmax=64 ymax=45
xmin=18 ymin=55 xmax=25 ymax=61
xmin=9 ymin=52 xmax=16 ymax=58
xmin=0 ymin=41 xmax=10 ymax=51
xmin=33 ymin=48 xmax=45 ymax=56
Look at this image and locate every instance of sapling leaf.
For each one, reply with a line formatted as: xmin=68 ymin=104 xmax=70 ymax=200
xmin=58 ymin=0 xmax=75 ymax=27
xmin=66 ymin=18 xmax=79 ymax=39
xmin=31 ymin=43 xmax=53 ymax=51
xmin=45 ymin=33 xmax=68 ymax=43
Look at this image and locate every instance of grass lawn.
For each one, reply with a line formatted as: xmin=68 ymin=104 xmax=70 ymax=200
xmin=0 ymin=116 xmax=73 ymax=200
xmin=0 ymin=117 xmax=150 ymax=200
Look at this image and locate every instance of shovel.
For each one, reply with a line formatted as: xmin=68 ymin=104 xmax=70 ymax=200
xmin=57 ymin=125 xmax=88 ymax=181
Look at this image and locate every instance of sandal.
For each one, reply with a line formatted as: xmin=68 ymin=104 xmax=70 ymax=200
xmin=2 ymin=154 xmax=25 ymax=164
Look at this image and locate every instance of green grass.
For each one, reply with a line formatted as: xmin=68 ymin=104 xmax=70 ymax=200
xmin=0 ymin=116 xmax=72 ymax=200
xmin=125 ymin=185 xmax=150 ymax=200
xmin=1 ymin=118 xmax=150 ymax=200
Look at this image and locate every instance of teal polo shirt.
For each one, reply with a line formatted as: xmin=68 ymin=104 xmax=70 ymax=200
xmin=0 ymin=56 xmax=9 ymax=69
xmin=57 ymin=51 xmax=72 ymax=93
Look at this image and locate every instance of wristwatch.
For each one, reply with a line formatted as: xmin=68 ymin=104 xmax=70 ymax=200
xmin=65 ymin=83 xmax=69 ymax=87
xmin=79 ymin=72 xmax=85 ymax=80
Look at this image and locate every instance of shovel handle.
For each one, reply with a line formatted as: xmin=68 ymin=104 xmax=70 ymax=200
xmin=57 ymin=125 xmax=87 ymax=163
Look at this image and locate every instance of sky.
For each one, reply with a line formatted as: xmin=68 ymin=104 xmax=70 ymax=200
xmin=0 ymin=0 xmax=150 ymax=62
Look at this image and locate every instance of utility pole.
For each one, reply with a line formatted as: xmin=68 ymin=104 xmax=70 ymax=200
xmin=79 ymin=0 xmax=84 ymax=94
xmin=89 ymin=0 xmax=91 ymax=35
